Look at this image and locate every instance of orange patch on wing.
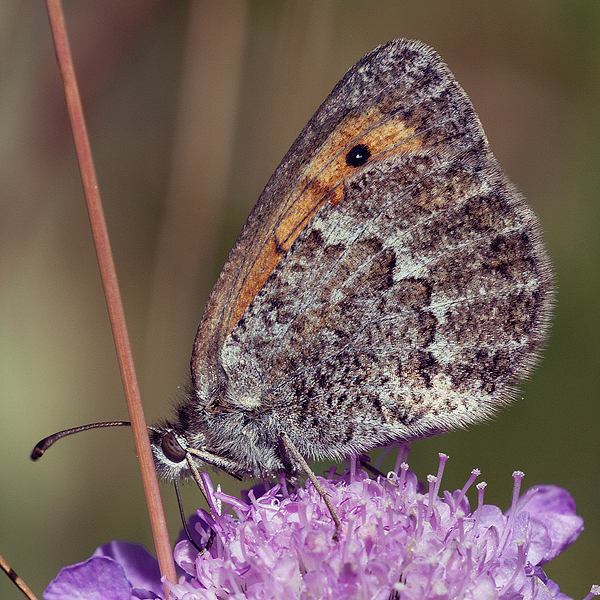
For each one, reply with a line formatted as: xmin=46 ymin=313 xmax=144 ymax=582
xmin=233 ymin=236 xmax=282 ymax=331
xmin=226 ymin=109 xmax=424 ymax=334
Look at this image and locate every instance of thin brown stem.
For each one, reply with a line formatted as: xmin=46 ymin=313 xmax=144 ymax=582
xmin=0 ymin=555 xmax=39 ymax=600
xmin=42 ymin=0 xmax=176 ymax=592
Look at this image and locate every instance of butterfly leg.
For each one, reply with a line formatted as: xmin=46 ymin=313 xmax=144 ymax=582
xmin=280 ymin=432 xmax=342 ymax=541
xmin=184 ymin=452 xmax=211 ymax=504
xmin=185 ymin=447 xmax=244 ymax=480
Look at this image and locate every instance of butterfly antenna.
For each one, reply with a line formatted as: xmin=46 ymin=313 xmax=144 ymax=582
xmin=30 ymin=421 xmax=132 ymax=460
xmin=174 ymin=479 xmax=214 ymax=553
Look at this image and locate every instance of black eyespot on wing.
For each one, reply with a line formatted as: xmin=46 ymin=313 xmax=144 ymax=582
xmin=345 ymin=144 xmax=371 ymax=167
xmin=162 ymin=432 xmax=186 ymax=463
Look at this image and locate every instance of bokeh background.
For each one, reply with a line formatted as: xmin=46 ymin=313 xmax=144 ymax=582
xmin=1 ymin=1 xmax=599 ymax=597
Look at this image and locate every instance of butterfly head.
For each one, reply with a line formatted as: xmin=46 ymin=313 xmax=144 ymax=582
xmin=148 ymin=409 xmax=264 ymax=482
xmin=149 ymin=426 xmax=193 ymax=481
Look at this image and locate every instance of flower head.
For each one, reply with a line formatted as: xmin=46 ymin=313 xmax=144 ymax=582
xmin=44 ymin=455 xmax=590 ymax=600
xmin=167 ymin=455 xmax=584 ymax=600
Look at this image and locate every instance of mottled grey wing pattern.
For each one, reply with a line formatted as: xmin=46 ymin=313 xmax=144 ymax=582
xmin=195 ymin=39 xmax=553 ymax=461
xmin=191 ymin=39 xmax=483 ymax=397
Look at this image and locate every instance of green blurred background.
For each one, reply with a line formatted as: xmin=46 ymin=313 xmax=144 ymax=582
xmin=1 ymin=1 xmax=598 ymax=597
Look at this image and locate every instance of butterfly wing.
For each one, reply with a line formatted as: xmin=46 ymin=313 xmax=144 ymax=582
xmin=191 ymin=39 xmax=553 ymax=459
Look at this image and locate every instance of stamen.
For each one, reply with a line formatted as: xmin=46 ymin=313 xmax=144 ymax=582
xmin=500 ymin=471 xmax=524 ymax=551
xmin=473 ymin=481 xmax=487 ymax=538
xmin=278 ymin=474 xmax=289 ymax=496
xmin=454 ymin=469 xmax=481 ymax=512
xmin=433 ymin=453 xmax=449 ymax=498
xmin=415 ymin=495 xmax=425 ymax=541
xmin=582 ymin=585 xmax=600 ymax=600
xmin=325 ymin=466 xmax=338 ymax=480
xmin=200 ymin=471 xmax=220 ymax=516
xmin=375 ymin=445 xmax=395 ymax=470
xmin=214 ymin=490 xmax=250 ymax=519
xmin=394 ymin=444 xmax=410 ymax=473
xmin=456 ymin=511 xmax=465 ymax=544
xmin=398 ymin=462 xmax=409 ymax=491
xmin=426 ymin=475 xmax=437 ymax=519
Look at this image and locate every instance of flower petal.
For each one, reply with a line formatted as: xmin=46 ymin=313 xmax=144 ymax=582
xmin=516 ymin=486 xmax=584 ymax=563
xmin=44 ymin=556 xmax=131 ymax=600
xmin=92 ymin=541 xmax=164 ymax=599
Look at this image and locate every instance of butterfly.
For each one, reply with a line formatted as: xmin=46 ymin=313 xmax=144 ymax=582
xmin=145 ymin=38 xmax=553 ymax=486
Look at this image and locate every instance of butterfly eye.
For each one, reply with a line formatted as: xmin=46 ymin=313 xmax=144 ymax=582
xmin=161 ymin=432 xmax=186 ymax=463
xmin=345 ymin=143 xmax=371 ymax=167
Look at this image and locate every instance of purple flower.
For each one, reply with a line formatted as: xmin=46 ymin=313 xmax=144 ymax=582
xmin=44 ymin=541 xmax=164 ymax=600
xmin=44 ymin=455 xmax=594 ymax=600
xmin=167 ymin=457 xmax=585 ymax=600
